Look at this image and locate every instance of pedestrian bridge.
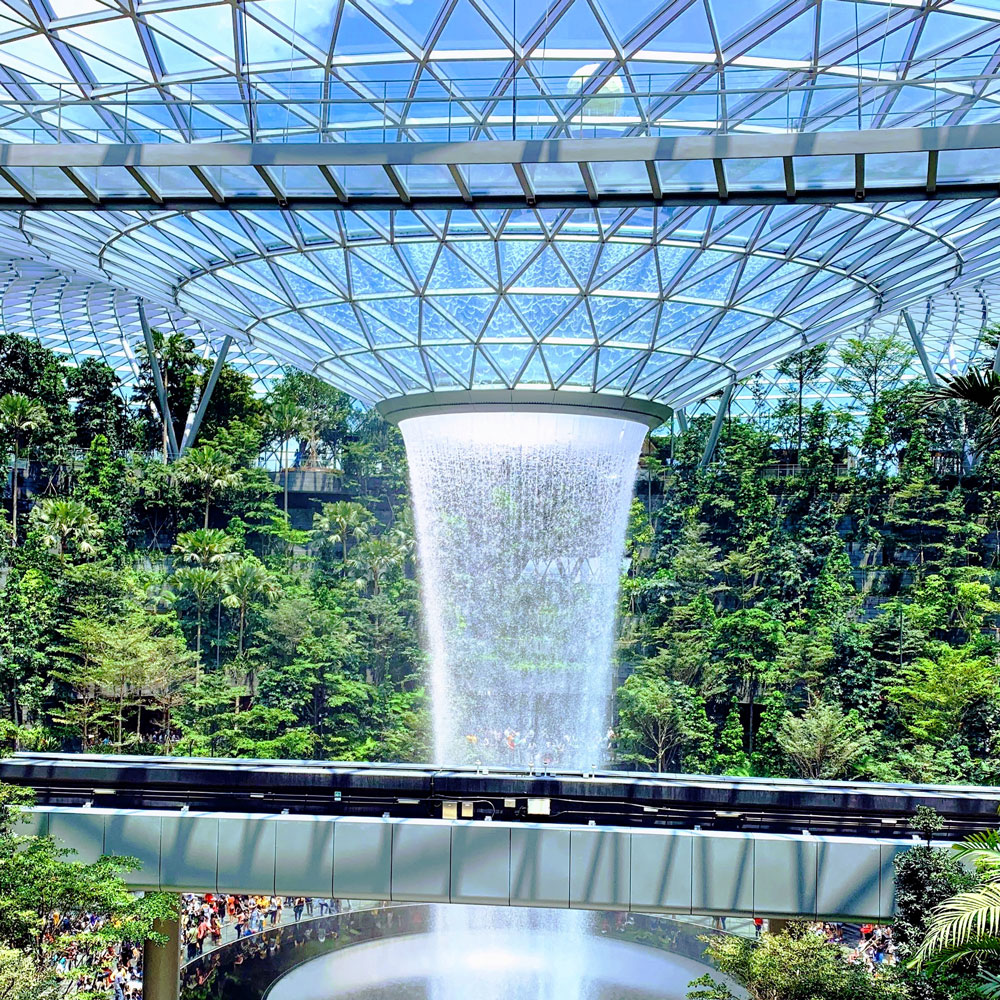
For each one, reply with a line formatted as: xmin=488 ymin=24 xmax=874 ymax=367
xmin=5 ymin=753 xmax=975 ymax=923
xmin=23 ymin=805 xmax=912 ymax=922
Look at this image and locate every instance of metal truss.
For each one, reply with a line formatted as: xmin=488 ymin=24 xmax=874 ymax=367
xmin=0 ymin=0 xmax=997 ymax=411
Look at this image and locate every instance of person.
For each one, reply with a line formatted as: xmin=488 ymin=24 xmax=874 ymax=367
xmin=185 ymin=923 xmax=199 ymax=961
xmin=305 ymin=897 xmax=314 ymax=917
xmin=196 ymin=916 xmax=209 ymax=953
xmin=753 ymin=917 xmax=763 ymax=937
xmin=210 ymin=914 xmax=222 ymax=947
xmin=112 ymin=966 xmax=126 ymax=1000
xmin=293 ymin=897 xmax=305 ymax=922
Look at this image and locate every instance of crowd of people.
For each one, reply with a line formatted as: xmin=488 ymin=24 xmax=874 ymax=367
xmin=805 ymin=921 xmax=899 ymax=972
xmin=181 ymin=894 xmax=344 ymax=961
xmin=42 ymin=910 xmax=144 ymax=998
xmin=462 ymin=726 xmax=617 ymax=768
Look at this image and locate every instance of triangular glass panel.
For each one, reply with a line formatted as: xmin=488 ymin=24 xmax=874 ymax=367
xmin=451 ymin=241 xmax=498 ymax=285
xmin=481 ymin=298 xmax=527 ymax=341
xmin=482 ymin=342 xmax=533 ymax=384
xmin=399 ymin=242 xmax=439 ymax=287
xmin=545 ymin=302 xmax=595 ymax=343
xmin=508 ymin=293 xmax=576 ymax=337
xmin=428 ymin=246 xmax=492 ymax=291
xmin=499 ymin=240 xmax=542 ymax=284
xmin=599 ymin=252 xmax=659 ymax=295
xmin=542 ymin=343 xmax=591 ymax=384
xmin=511 ymin=246 xmax=574 ymax=288
xmin=436 ymin=293 xmax=494 ymax=337
xmin=682 ymin=262 xmax=741 ymax=302
xmin=431 ymin=0 xmax=504 ymax=51
xmin=518 ymin=349 xmax=551 ymax=386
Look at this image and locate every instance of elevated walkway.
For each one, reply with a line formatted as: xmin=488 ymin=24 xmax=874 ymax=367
xmin=23 ymin=805 xmax=907 ymax=922
xmin=6 ymin=753 xmax=973 ymax=923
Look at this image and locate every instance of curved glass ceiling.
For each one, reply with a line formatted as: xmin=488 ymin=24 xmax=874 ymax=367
xmin=0 ymin=0 xmax=999 ymax=411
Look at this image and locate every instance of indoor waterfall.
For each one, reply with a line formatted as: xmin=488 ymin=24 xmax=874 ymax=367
xmin=402 ymin=409 xmax=648 ymax=1000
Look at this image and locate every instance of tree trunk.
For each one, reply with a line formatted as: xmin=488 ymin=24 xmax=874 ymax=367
xmin=10 ymin=441 xmax=18 ymax=548
xmin=204 ymin=493 xmax=211 ymax=530
xmin=195 ymin=613 xmax=202 ymax=687
xmin=284 ymin=437 xmax=290 ymax=517
xmin=239 ymin=607 xmax=246 ymax=654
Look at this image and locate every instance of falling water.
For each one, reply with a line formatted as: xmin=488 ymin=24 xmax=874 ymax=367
xmin=401 ymin=409 xmax=648 ymax=1000
xmin=402 ymin=410 xmax=647 ymax=770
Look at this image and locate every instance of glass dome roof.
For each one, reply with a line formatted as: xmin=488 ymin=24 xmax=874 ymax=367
xmin=1 ymin=0 xmax=999 ymax=411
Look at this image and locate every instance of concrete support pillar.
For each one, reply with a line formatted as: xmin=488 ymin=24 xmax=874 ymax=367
xmin=144 ymin=911 xmax=181 ymax=1000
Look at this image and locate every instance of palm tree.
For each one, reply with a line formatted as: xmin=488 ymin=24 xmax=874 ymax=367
xmin=172 ymin=566 xmax=217 ymax=683
xmin=173 ymin=528 xmax=238 ymax=668
xmin=0 ymin=393 xmax=45 ymax=548
xmin=173 ymin=527 xmax=237 ymax=567
xmin=268 ymin=399 xmax=307 ymax=518
xmin=176 ymin=445 xmax=241 ymax=528
xmin=349 ymin=535 xmax=404 ymax=595
xmin=313 ymin=500 xmax=374 ymax=569
xmin=30 ymin=498 xmax=103 ymax=560
xmin=221 ymin=557 xmax=280 ymax=654
xmin=912 ymin=830 xmax=1000 ymax=995
xmin=922 ymin=366 xmax=1000 ymax=459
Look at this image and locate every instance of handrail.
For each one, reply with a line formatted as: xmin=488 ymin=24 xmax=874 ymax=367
xmin=0 ymin=60 xmax=995 ymax=144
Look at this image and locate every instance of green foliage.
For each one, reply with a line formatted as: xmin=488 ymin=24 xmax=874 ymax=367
xmin=777 ymin=699 xmax=870 ymax=779
xmin=617 ymin=339 xmax=1000 ymax=783
xmin=690 ymin=931 xmax=908 ymax=1000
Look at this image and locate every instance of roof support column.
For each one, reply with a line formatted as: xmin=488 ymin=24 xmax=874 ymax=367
xmin=139 ymin=301 xmax=179 ymax=461
xmin=699 ymin=381 xmax=735 ymax=470
xmin=675 ymin=409 xmax=688 ymax=433
xmin=180 ymin=335 xmax=233 ymax=456
xmin=993 ymin=338 xmax=1000 ymax=376
xmin=901 ymin=308 xmax=939 ymax=387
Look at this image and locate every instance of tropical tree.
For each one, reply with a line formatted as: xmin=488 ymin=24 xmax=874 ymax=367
xmin=349 ymin=535 xmax=404 ymax=595
xmin=0 ymin=394 xmax=45 ymax=548
xmin=912 ymin=831 xmax=1000 ymax=995
xmin=615 ymin=671 xmax=707 ymax=772
xmin=141 ymin=330 xmax=201 ymax=462
xmin=776 ymin=344 xmax=829 ymax=456
xmin=28 ymin=499 xmax=103 ymax=561
xmin=172 ymin=566 xmax=217 ymax=678
xmin=173 ymin=527 xmax=238 ymax=568
xmin=222 ymin=557 xmax=281 ymax=654
xmin=176 ymin=445 xmax=241 ymax=528
xmin=776 ymin=699 xmax=870 ymax=779
xmin=267 ymin=398 xmax=308 ymax=517
xmin=173 ymin=528 xmax=239 ymax=671
xmin=922 ymin=366 xmax=1000 ymax=458
xmin=690 ymin=930 xmax=907 ymax=1000
xmin=313 ymin=500 xmax=375 ymax=568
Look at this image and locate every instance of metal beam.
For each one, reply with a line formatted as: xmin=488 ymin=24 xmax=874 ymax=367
xmin=138 ymin=301 xmax=179 ymax=460
xmin=0 ymin=123 xmax=997 ymax=168
xmin=699 ymin=382 xmax=735 ymax=469
xmin=180 ymin=335 xmax=232 ymax=456
xmin=675 ymin=409 xmax=689 ymax=433
xmin=902 ymin=308 xmax=939 ymax=386
xmin=994 ymin=338 xmax=1000 ymax=376
xmin=0 ymin=125 xmax=994 ymax=210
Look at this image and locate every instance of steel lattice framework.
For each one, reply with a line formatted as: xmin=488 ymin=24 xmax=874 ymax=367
xmin=0 ymin=0 xmax=1000 ymax=411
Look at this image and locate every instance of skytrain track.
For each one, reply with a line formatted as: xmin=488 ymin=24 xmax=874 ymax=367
xmin=3 ymin=752 xmax=998 ymax=839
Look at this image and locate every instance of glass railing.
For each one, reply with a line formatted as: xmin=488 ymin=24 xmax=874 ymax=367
xmin=0 ymin=58 xmax=997 ymax=144
xmin=179 ymin=902 xmax=738 ymax=1000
